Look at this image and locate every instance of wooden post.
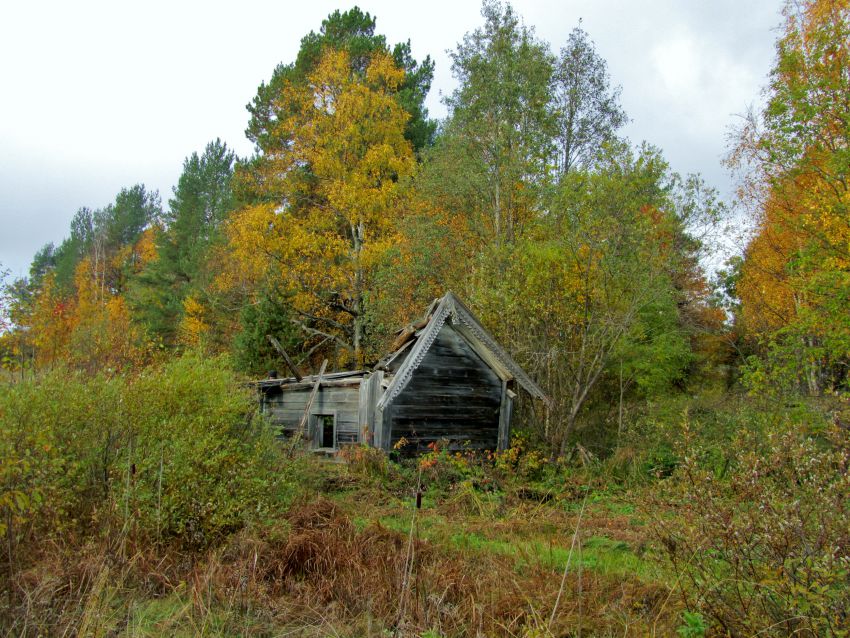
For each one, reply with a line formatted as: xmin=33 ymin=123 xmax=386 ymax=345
xmin=497 ymin=380 xmax=514 ymax=451
xmin=297 ymin=359 xmax=328 ymax=439
xmin=266 ymin=334 xmax=303 ymax=381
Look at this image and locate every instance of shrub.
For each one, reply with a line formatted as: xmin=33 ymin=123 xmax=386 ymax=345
xmin=415 ymin=441 xmax=466 ymax=480
xmin=122 ymin=354 xmax=289 ymax=548
xmin=0 ymin=353 xmax=292 ymax=565
xmin=494 ymin=430 xmax=549 ymax=481
xmin=338 ymin=443 xmax=390 ymax=480
xmin=654 ymin=415 xmax=850 ymax=637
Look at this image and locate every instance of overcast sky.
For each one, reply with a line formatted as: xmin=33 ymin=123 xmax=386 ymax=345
xmin=0 ymin=0 xmax=781 ymax=278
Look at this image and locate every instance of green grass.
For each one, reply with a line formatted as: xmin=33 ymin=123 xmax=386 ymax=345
xmin=446 ymin=531 xmax=660 ymax=580
xmin=120 ymin=592 xmax=270 ymax=637
xmin=352 ymin=505 xmax=662 ymax=582
xmin=332 ymin=458 xmax=665 ymax=584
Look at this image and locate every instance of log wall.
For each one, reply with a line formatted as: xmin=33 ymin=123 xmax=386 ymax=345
xmin=262 ymin=381 xmax=362 ymax=446
xmin=387 ymin=324 xmax=502 ymax=452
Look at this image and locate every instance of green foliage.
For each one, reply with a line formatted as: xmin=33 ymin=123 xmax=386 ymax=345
xmin=0 ymin=353 xmax=291 ymax=555
xmin=7 ymin=3 xmax=850 ymax=635
xmin=338 ymin=443 xmax=391 ymax=481
xmin=655 ymin=412 xmax=850 ymax=637
xmin=27 ymin=243 xmax=57 ymax=291
xmin=233 ymin=283 xmax=299 ymax=375
xmin=163 ymin=139 xmax=236 ymax=280
xmin=416 ymin=440 xmax=485 ymax=491
xmin=245 ymin=6 xmax=434 ymax=158
xmin=127 ymin=355 xmax=285 ymax=547
xmin=0 ymin=264 xmax=13 ymax=335
xmin=470 ymin=143 xmax=700 ymax=455
xmin=732 ymin=1 xmax=850 ymax=397
xmin=106 ymin=184 xmax=162 ymax=249
xmin=494 ymin=431 xmax=548 ymax=481
xmin=433 ymin=0 xmax=553 ymax=245
xmin=130 ymin=140 xmax=236 ymax=344
xmin=742 ymin=322 xmax=850 ymax=399
xmin=677 ymin=611 xmax=707 ymax=638
xmin=39 ymin=186 xmax=162 ymax=296
xmin=552 ymin=23 xmax=628 ymax=174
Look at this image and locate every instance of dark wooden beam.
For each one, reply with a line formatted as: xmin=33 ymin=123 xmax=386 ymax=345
xmin=297 ymin=359 xmax=328 ymax=438
xmin=497 ymin=381 xmax=513 ymax=451
xmin=266 ymin=334 xmax=303 ymax=381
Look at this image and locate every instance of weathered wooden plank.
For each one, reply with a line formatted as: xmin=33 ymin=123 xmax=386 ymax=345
xmin=270 ymin=401 xmax=358 ymax=419
xmin=314 ymin=391 xmax=358 ymax=402
xmin=264 ymin=393 xmax=311 ymax=408
xmin=497 ymin=379 xmax=511 ymax=451
xmin=312 ymin=401 xmax=358 ymax=415
xmin=266 ymin=390 xmax=358 ymax=412
xmin=278 ymin=378 xmax=362 ymax=391
xmin=419 ymin=349 xmax=486 ymax=362
xmin=407 ymin=374 xmax=494 ymax=387
xmin=391 ymin=418 xmax=499 ymax=435
xmin=256 ymin=370 xmax=364 ymax=389
xmin=385 ymin=322 xmax=502 ymax=452
xmin=389 ymin=422 xmax=497 ymax=437
xmin=337 ymin=431 xmax=358 ymax=444
xmin=357 ymin=374 xmax=371 ymax=444
xmin=397 ymin=433 xmax=497 ymax=442
xmin=366 ymin=370 xmax=382 ymax=445
xmin=264 ymin=388 xmax=312 ymax=400
xmin=404 ymin=385 xmax=499 ymax=400
xmin=392 ymin=406 xmax=499 ymax=419
xmin=451 ymin=323 xmax=512 ymax=382
xmin=297 ymin=360 xmax=328 ymax=436
xmin=391 ymin=434 xmax=498 ymax=451
xmin=379 ymin=404 xmax=393 ymax=451
xmin=407 ymin=366 xmax=499 ymax=381
xmin=392 ymin=419 xmax=496 ymax=427
xmin=391 ymin=396 xmax=500 ymax=408
xmin=336 ymin=423 xmax=360 ymax=433
xmin=267 ymin=411 xmax=306 ymax=422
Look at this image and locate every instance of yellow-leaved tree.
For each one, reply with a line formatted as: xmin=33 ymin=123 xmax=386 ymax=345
xmin=733 ymin=0 xmax=850 ymax=395
xmin=222 ymin=49 xmax=415 ymax=366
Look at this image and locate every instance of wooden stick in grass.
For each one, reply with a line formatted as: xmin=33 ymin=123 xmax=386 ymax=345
xmin=548 ymin=490 xmax=589 ymax=631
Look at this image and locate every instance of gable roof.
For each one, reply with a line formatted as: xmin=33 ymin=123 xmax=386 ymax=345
xmin=376 ymin=292 xmax=550 ymax=410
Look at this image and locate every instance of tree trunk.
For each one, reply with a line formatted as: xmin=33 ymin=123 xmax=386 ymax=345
xmin=494 ymin=177 xmax=501 ymax=244
xmin=352 ymin=220 xmax=365 ymax=367
xmin=617 ymin=359 xmax=625 ymax=443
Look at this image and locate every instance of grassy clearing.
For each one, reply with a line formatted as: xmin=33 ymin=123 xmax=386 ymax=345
xmin=6 ymin=454 xmax=681 ymax=637
xmin=363 ymin=510 xmax=661 ymax=583
xmin=5 ymin=359 xmax=846 ymax=636
xmin=333 ymin=457 xmax=663 ymax=587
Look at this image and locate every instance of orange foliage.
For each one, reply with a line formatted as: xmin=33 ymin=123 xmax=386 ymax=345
xmin=178 ymin=294 xmax=210 ymax=348
xmin=736 ymin=0 xmax=850 ymax=362
xmin=26 ymin=257 xmax=151 ymax=372
xmin=738 ymin=193 xmax=801 ymax=337
xmin=28 ymin=273 xmax=74 ymax=368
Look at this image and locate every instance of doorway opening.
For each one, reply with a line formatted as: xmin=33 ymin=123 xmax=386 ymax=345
xmin=317 ymin=414 xmax=336 ymax=449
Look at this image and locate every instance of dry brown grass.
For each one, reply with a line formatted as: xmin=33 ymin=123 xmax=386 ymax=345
xmin=3 ymin=494 xmax=678 ymax=637
xmin=198 ymin=497 xmax=675 ymax=637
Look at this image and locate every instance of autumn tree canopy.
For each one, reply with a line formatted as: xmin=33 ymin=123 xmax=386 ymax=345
xmin=4 ymin=2 xmax=732 ymax=456
xmin=223 ymin=49 xmax=415 ymax=367
xmin=734 ymin=0 xmax=850 ymax=395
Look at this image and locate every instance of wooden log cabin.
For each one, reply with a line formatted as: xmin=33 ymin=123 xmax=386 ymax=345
xmin=256 ymin=292 xmax=548 ymax=453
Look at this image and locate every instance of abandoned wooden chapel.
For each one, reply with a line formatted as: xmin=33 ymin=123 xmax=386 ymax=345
xmin=256 ymin=292 xmax=549 ymax=454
